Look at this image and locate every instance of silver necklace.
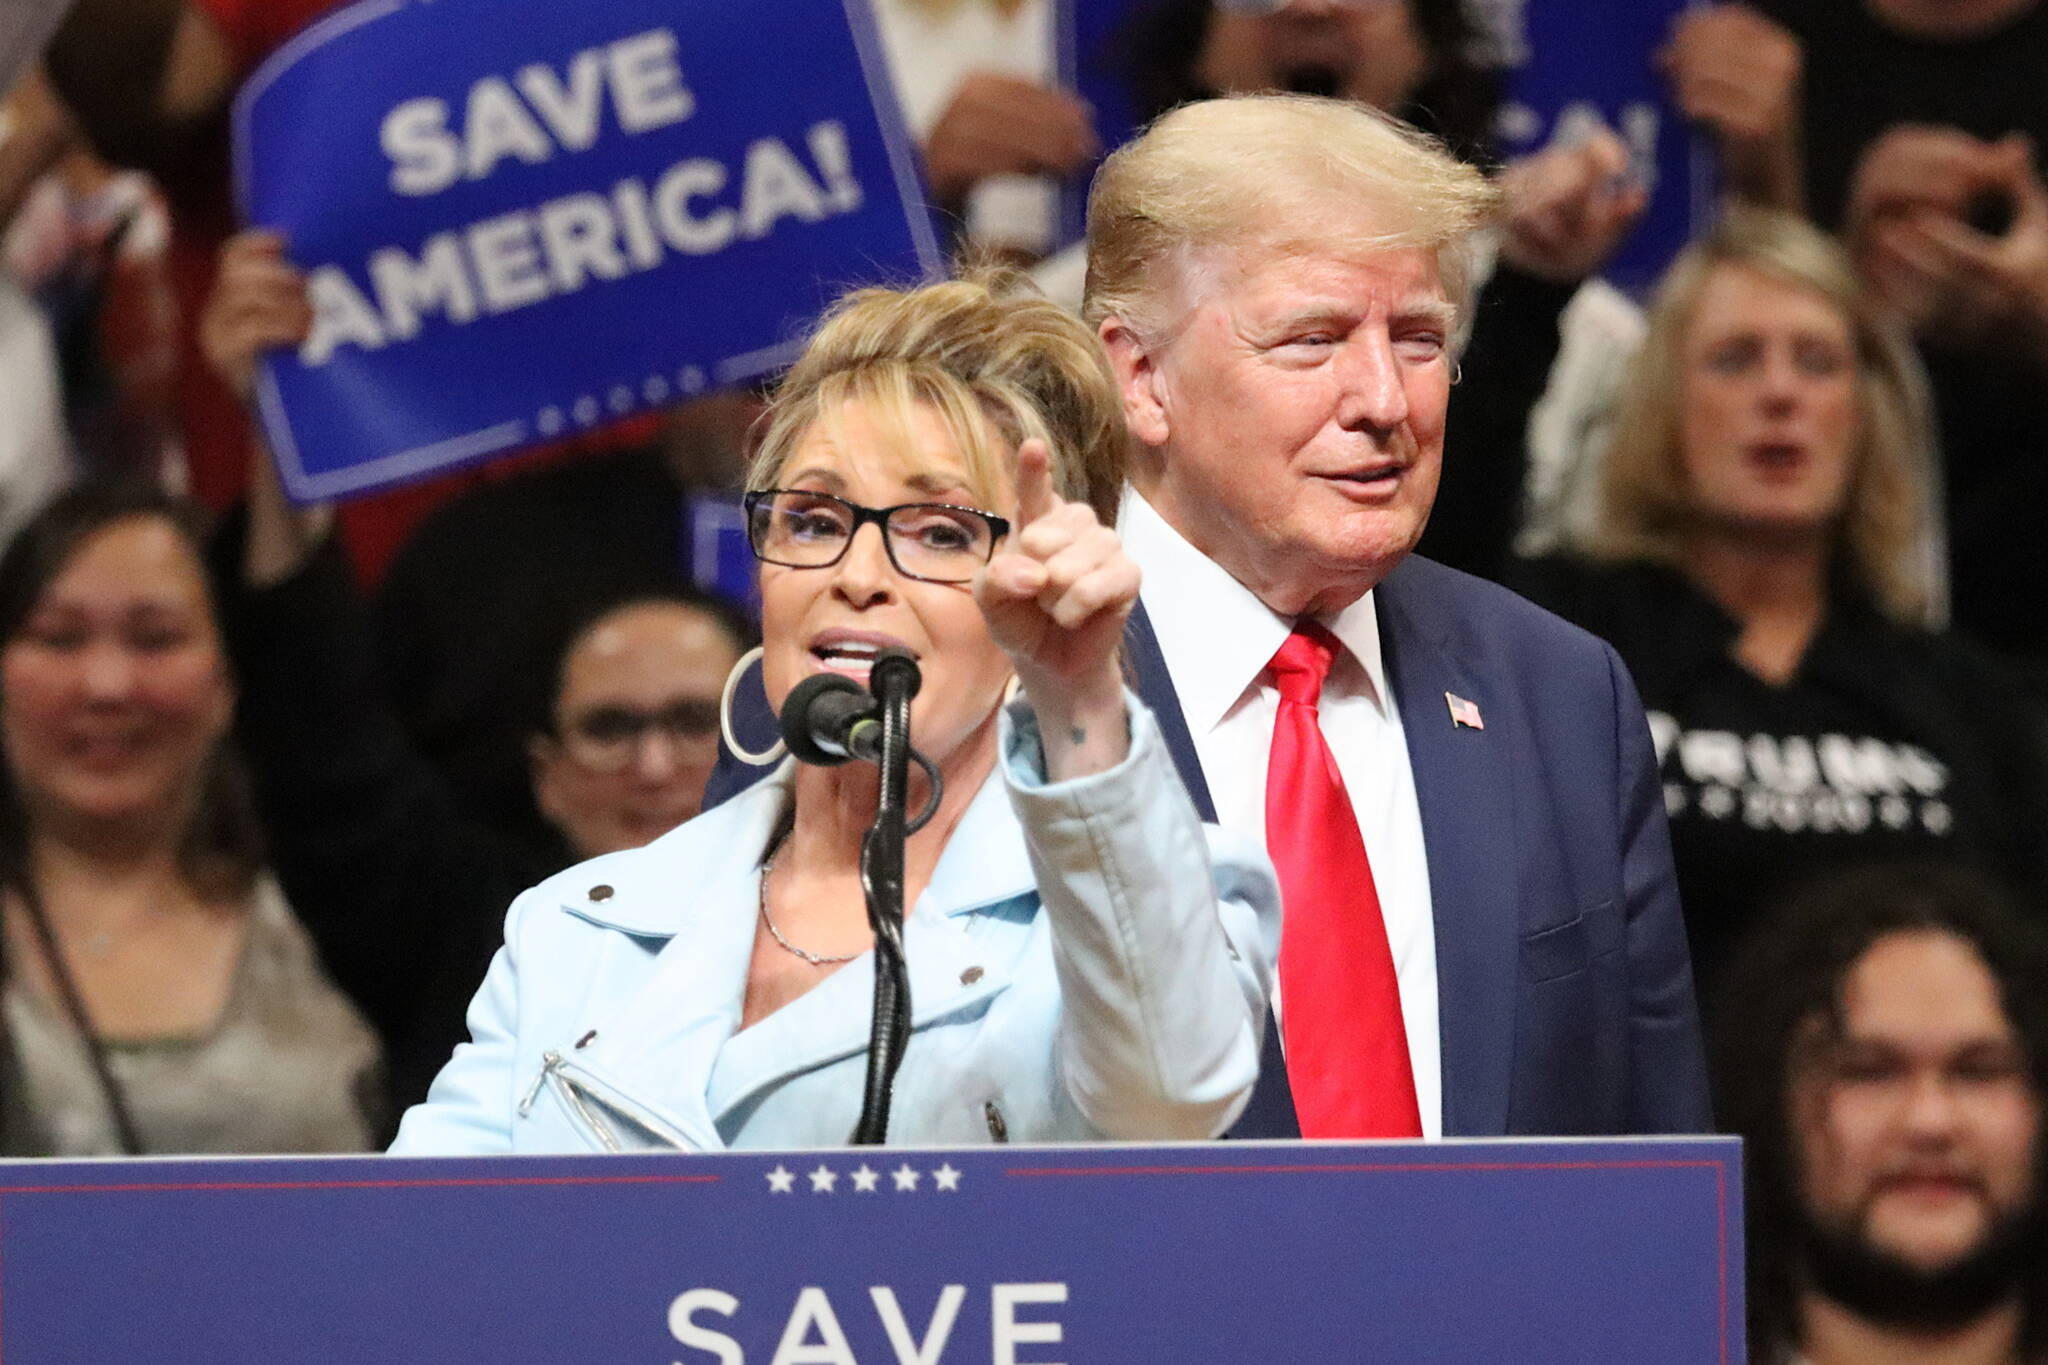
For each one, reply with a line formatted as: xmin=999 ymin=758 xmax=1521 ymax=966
xmin=758 ymin=859 xmax=861 ymax=966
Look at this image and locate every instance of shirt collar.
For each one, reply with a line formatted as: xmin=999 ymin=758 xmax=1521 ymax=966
xmin=1118 ymin=485 xmax=1390 ymax=735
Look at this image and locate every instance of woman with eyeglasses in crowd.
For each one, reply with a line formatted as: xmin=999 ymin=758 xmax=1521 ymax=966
xmin=388 ymin=270 xmax=1277 ymax=1154
xmin=198 ymin=234 xmax=752 ymax=1123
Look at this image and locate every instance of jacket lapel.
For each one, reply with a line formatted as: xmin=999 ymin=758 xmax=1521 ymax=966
xmin=1378 ymin=560 xmax=1519 ymax=1136
xmin=554 ymin=772 xmax=796 ymax=1151
xmin=1126 ymin=600 xmax=1216 ymax=822
xmin=702 ymin=766 xmax=1026 ymax=1125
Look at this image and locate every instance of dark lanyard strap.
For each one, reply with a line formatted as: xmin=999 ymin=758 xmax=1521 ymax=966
xmin=13 ymin=881 xmax=145 ymax=1156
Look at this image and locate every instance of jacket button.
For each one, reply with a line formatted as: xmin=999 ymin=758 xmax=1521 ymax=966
xmin=984 ymin=1101 xmax=1008 ymax=1142
xmin=589 ymin=884 xmax=614 ymax=902
xmin=960 ymin=966 xmax=984 ymax=985
xmin=575 ymin=1030 xmax=598 ymax=1050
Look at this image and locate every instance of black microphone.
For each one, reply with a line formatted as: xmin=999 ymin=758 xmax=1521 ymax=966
xmin=780 ymin=672 xmax=880 ymax=766
xmin=868 ymin=646 xmax=922 ymax=708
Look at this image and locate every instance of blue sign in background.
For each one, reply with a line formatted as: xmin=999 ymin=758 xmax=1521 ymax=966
xmin=0 ymin=1138 xmax=1742 ymax=1362
xmin=1496 ymin=0 xmax=1713 ymax=297
xmin=234 ymin=0 xmax=943 ymax=502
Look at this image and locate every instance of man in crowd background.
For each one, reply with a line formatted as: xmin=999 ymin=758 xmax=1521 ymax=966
xmin=1716 ymin=864 xmax=2046 ymax=1365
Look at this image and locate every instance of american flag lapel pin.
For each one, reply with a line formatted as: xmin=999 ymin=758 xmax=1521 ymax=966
xmin=1446 ymin=691 xmax=1484 ymax=730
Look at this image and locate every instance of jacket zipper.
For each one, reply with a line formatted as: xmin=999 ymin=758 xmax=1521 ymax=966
xmin=518 ymin=1050 xmax=699 ymax=1152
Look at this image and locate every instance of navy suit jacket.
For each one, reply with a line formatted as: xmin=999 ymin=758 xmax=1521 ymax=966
xmin=708 ymin=553 xmax=1713 ymax=1138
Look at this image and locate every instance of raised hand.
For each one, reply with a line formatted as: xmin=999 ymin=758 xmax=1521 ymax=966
xmin=1498 ymin=127 xmax=1649 ymax=285
xmin=974 ymin=440 xmax=1139 ymax=777
xmin=923 ymin=72 xmax=1098 ymax=211
xmin=199 ymin=230 xmax=330 ymax=584
xmin=1851 ymin=131 xmax=2048 ymax=359
xmin=1658 ymin=4 xmax=1803 ymax=209
xmin=199 ymin=229 xmax=313 ymax=400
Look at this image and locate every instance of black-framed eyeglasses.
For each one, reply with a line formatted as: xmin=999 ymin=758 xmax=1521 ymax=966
xmin=744 ymin=489 xmax=1010 ymax=585
xmin=558 ymin=699 xmax=723 ymax=773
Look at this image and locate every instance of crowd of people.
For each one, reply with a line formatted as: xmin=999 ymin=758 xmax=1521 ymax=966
xmin=1 ymin=0 xmax=2045 ymax=1359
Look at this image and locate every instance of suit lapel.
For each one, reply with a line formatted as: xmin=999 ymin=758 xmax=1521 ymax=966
xmin=1377 ymin=561 xmax=1519 ymax=1136
xmin=1125 ymin=600 xmax=1217 ymax=822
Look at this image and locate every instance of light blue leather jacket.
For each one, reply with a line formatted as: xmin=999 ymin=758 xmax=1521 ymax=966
xmin=390 ymin=696 xmax=1278 ymax=1154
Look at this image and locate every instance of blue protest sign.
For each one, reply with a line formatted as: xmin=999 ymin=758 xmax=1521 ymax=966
xmin=234 ymin=0 xmax=944 ymax=502
xmin=1486 ymin=0 xmax=1712 ymax=297
xmin=0 ymin=1138 xmax=1742 ymax=1362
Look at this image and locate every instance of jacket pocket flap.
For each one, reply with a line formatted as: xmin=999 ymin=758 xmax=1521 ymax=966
xmin=1521 ymin=900 xmax=1619 ymax=983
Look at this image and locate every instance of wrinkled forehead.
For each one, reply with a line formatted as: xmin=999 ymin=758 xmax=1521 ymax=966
xmin=1164 ymin=231 xmax=1455 ymax=329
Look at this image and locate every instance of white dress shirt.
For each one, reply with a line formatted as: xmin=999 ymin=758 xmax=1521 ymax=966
xmin=1118 ymin=488 xmax=1444 ymax=1138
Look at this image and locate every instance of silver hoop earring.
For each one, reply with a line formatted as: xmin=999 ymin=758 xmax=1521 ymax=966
xmin=719 ymin=645 xmax=786 ymax=767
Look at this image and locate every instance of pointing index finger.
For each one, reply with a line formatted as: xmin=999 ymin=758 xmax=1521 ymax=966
xmin=1013 ymin=438 xmax=1060 ymax=529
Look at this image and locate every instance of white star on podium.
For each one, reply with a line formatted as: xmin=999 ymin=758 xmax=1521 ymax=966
xmin=808 ymin=1165 xmax=839 ymax=1193
xmin=933 ymin=1163 xmax=962 ymax=1192
xmin=891 ymin=1163 xmax=921 ymax=1192
xmin=850 ymin=1164 xmax=881 ymax=1193
xmin=765 ymin=1165 xmax=796 ymax=1194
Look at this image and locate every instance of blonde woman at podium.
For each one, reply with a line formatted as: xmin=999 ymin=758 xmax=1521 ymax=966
xmin=390 ymin=272 xmax=1277 ymax=1154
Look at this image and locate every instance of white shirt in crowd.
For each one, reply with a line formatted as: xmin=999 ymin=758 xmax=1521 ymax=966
xmin=869 ymin=0 xmax=1058 ymax=257
xmin=1118 ymin=487 xmax=1444 ymax=1138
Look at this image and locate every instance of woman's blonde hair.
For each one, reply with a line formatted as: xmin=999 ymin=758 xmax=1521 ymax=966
xmin=1587 ymin=208 xmax=1935 ymax=624
xmin=1082 ymin=94 xmax=1503 ymax=341
xmin=749 ymin=268 xmax=1125 ymax=526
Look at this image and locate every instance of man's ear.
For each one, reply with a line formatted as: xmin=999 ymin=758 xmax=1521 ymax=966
xmin=1098 ymin=316 xmax=1172 ymax=450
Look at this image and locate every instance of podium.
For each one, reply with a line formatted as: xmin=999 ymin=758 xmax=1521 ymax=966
xmin=0 ymin=1136 xmax=1740 ymax=1362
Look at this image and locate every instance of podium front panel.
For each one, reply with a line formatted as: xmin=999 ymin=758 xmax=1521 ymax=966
xmin=0 ymin=1136 xmax=1741 ymax=1362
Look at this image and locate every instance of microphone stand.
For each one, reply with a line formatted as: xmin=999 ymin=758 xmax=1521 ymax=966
xmin=851 ymin=652 xmax=921 ymax=1144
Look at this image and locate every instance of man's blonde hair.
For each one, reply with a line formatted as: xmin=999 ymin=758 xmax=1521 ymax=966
xmin=750 ymin=269 xmax=1125 ymax=525
xmin=1585 ymin=209 xmax=1935 ymax=624
xmin=1081 ymin=94 xmax=1503 ymax=339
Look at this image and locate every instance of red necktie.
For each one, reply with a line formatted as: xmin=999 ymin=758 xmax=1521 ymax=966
xmin=1264 ymin=623 xmax=1422 ymax=1139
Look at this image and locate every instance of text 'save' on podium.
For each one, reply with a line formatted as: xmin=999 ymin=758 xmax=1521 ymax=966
xmin=0 ymin=1135 xmax=1742 ymax=1363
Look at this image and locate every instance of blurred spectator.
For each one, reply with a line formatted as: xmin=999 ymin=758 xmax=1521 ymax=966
xmin=200 ymin=237 xmax=750 ymax=1109
xmin=1514 ymin=210 xmax=2048 ymax=1009
xmin=1120 ymin=0 xmax=1502 ymax=159
xmin=1715 ymin=863 xmax=2047 ymax=1365
xmin=1069 ymin=0 xmax=1647 ymax=583
xmin=0 ymin=69 xmax=80 ymax=547
xmin=0 ymin=479 xmax=380 ymax=1155
xmin=372 ymin=388 xmax=760 ymax=855
xmin=199 ymin=218 xmax=759 ymax=859
xmin=876 ymin=0 xmax=1097 ymax=260
xmin=1662 ymin=0 xmax=2048 ymax=687
xmin=4 ymin=94 xmax=180 ymax=483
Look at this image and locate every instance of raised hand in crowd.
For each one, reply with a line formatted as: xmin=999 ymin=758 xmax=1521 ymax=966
xmin=194 ymin=229 xmax=331 ymax=585
xmin=922 ymin=71 xmax=1098 ymax=215
xmin=1657 ymin=3 xmax=1803 ymax=210
xmin=1849 ymin=127 xmax=2048 ymax=362
xmin=1496 ymin=126 xmax=1649 ymax=285
xmin=974 ymin=438 xmax=1139 ymax=780
xmin=197 ymin=230 xmax=310 ymax=403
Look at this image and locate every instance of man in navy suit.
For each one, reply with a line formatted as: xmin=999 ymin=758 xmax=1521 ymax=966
xmin=712 ymin=94 xmax=1710 ymax=1139
xmin=1078 ymin=94 xmax=1709 ymax=1139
